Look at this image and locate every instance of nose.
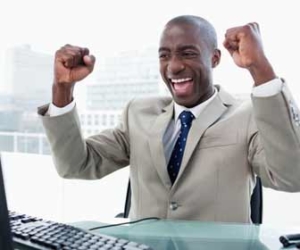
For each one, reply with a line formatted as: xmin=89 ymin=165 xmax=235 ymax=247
xmin=167 ymin=55 xmax=184 ymax=75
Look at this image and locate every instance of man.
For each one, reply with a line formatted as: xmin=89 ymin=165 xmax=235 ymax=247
xmin=38 ymin=15 xmax=300 ymax=223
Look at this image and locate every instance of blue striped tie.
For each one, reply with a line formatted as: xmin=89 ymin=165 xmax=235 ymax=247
xmin=167 ymin=110 xmax=195 ymax=184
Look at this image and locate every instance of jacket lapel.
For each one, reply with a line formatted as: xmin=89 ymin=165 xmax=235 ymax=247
xmin=147 ymin=86 xmax=236 ymax=190
xmin=173 ymin=87 xmax=235 ymax=187
xmin=148 ymin=102 xmax=174 ymax=189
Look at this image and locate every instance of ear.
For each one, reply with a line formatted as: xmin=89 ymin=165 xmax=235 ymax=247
xmin=211 ymin=49 xmax=221 ymax=68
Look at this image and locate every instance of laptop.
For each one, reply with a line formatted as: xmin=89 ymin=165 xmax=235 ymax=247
xmin=0 ymin=155 xmax=14 ymax=250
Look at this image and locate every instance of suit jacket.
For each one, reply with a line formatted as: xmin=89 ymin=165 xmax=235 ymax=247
xmin=38 ymin=84 xmax=300 ymax=223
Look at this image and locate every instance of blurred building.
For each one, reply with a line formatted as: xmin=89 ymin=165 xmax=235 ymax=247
xmin=3 ymin=45 xmax=57 ymax=134
xmin=5 ymin=44 xmax=53 ymax=111
xmin=86 ymin=47 xmax=168 ymax=111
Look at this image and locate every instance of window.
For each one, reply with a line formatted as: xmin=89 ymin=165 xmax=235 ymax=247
xmin=1 ymin=0 xmax=300 ymax=225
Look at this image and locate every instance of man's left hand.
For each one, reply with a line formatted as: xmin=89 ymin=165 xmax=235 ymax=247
xmin=223 ymin=23 xmax=276 ymax=86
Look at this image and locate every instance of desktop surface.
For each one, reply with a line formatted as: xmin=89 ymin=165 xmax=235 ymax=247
xmin=73 ymin=219 xmax=300 ymax=249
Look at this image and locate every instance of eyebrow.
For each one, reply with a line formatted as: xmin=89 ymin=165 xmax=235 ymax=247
xmin=158 ymin=45 xmax=199 ymax=53
xmin=158 ymin=47 xmax=170 ymax=53
xmin=178 ymin=45 xmax=199 ymax=51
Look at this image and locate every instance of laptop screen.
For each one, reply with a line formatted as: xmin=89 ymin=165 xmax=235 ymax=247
xmin=0 ymin=155 xmax=14 ymax=250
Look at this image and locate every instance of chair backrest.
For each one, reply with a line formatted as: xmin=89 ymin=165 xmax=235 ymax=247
xmin=122 ymin=176 xmax=263 ymax=224
xmin=123 ymin=180 xmax=131 ymax=218
xmin=250 ymin=176 xmax=263 ymax=224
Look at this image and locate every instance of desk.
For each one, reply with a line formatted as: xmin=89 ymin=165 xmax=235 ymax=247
xmin=72 ymin=219 xmax=300 ymax=249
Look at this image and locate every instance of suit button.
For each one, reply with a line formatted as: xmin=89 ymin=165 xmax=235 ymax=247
xmin=169 ymin=202 xmax=178 ymax=210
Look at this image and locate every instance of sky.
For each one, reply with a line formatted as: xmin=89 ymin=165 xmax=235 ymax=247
xmin=0 ymin=0 xmax=299 ymax=99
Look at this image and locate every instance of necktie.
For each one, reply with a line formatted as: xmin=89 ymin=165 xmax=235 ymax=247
xmin=167 ymin=110 xmax=194 ymax=184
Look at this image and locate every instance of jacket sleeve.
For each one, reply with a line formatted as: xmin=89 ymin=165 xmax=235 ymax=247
xmin=248 ymin=81 xmax=300 ymax=192
xmin=37 ymin=102 xmax=131 ymax=179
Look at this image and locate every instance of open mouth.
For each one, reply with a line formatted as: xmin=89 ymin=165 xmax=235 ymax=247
xmin=170 ymin=77 xmax=194 ymax=96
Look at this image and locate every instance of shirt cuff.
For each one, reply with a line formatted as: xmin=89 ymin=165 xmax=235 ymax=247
xmin=252 ymin=78 xmax=283 ymax=97
xmin=46 ymin=100 xmax=76 ymax=117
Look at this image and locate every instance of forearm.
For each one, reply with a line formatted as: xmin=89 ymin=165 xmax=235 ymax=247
xmin=52 ymin=83 xmax=74 ymax=107
xmin=248 ymin=58 xmax=276 ymax=86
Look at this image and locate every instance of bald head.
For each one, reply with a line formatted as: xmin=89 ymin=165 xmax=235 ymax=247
xmin=165 ymin=15 xmax=218 ymax=51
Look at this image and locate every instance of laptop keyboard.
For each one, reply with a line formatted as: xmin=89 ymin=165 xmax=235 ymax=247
xmin=9 ymin=211 xmax=153 ymax=250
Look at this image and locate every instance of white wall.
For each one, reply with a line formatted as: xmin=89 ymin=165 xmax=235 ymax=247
xmin=1 ymin=152 xmax=129 ymax=223
xmin=263 ymin=188 xmax=300 ymax=226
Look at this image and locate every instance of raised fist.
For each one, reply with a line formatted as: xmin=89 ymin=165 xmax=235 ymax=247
xmin=54 ymin=44 xmax=96 ymax=85
xmin=223 ymin=23 xmax=275 ymax=85
xmin=52 ymin=45 xmax=96 ymax=107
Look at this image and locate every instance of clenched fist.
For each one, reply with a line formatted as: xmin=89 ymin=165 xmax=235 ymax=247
xmin=223 ymin=23 xmax=276 ymax=86
xmin=52 ymin=45 xmax=96 ymax=107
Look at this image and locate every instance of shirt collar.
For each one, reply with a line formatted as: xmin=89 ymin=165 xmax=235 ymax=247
xmin=174 ymin=87 xmax=218 ymax=122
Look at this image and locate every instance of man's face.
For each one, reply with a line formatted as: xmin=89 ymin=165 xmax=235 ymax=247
xmin=159 ymin=23 xmax=219 ymax=108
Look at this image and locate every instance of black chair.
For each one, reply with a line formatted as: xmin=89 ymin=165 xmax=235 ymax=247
xmin=118 ymin=176 xmax=263 ymax=224
xmin=115 ymin=180 xmax=131 ymax=218
xmin=123 ymin=180 xmax=131 ymax=218
xmin=250 ymin=176 xmax=263 ymax=224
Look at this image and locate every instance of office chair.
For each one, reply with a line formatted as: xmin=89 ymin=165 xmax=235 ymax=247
xmin=118 ymin=176 xmax=263 ymax=224
xmin=250 ymin=176 xmax=263 ymax=224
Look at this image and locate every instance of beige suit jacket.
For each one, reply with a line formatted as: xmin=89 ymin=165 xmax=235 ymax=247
xmin=38 ymin=84 xmax=300 ymax=223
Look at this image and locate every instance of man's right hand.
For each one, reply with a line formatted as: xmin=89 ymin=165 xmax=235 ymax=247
xmin=52 ymin=45 xmax=96 ymax=107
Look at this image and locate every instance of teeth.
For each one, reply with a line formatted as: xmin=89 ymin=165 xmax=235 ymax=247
xmin=171 ymin=78 xmax=192 ymax=83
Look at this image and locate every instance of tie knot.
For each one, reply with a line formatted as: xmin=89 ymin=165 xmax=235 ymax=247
xmin=179 ymin=110 xmax=194 ymax=126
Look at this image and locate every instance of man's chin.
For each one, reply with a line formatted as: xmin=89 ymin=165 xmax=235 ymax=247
xmin=173 ymin=96 xmax=196 ymax=108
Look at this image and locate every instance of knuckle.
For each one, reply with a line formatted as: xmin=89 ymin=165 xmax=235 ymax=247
xmin=55 ymin=50 xmax=64 ymax=60
xmin=244 ymin=24 xmax=252 ymax=32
